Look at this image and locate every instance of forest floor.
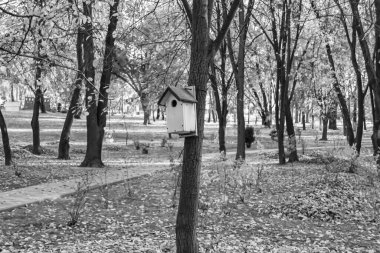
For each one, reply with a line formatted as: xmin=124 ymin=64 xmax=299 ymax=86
xmin=0 ymin=111 xmax=379 ymax=252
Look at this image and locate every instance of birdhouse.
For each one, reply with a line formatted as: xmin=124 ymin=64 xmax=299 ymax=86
xmin=158 ymin=86 xmax=197 ymax=137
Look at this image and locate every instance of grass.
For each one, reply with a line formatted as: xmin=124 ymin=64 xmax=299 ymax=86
xmin=0 ymin=111 xmax=379 ymax=252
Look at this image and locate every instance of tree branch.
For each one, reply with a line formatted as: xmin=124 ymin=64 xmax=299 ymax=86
xmin=179 ymin=0 xmax=192 ymax=26
xmin=0 ymin=7 xmax=36 ymax=18
xmin=211 ymin=0 xmax=242 ymax=56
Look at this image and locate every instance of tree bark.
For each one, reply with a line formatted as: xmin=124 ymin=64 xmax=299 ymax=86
xmin=141 ymin=90 xmax=150 ymax=125
xmin=328 ymin=104 xmax=337 ymax=130
xmin=226 ymin=0 xmax=254 ymax=160
xmin=81 ymin=0 xmax=119 ymax=167
xmin=176 ymin=2 xmax=209 ymax=251
xmin=58 ymin=28 xmax=84 ymax=160
xmin=325 ymin=44 xmax=354 ymax=145
xmin=176 ymin=1 xmax=241 ymax=251
xmin=0 ymin=109 xmax=12 ymax=165
xmin=302 ymin=112 xmax=306 ymax=130
xmin=374 ymin=0 xmax=380 ymax=166
xmin=31 ymin=88 xmax=42 ymax=155
xmin=40 ymin=92 xmax=46 ymax=113
xmin=321 ymin=117 xmax=328 ymax=140
xmin=81 ymin=1 xmax=101 ymax=167
xmin=210 ymin=53 xmax=229 ymax=153
xmin=285 ymin=102 xmax=298 ymax=162
xmin=10 ymin=83 xmax=15 ymax=102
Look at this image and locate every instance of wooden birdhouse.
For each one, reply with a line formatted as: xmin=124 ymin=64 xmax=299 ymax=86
xmin=158 ymin=86 xmax=197 ymax=137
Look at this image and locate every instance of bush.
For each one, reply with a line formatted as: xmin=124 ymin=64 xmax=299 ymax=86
xmin=245 ymin=126 xmax=255 ymax=148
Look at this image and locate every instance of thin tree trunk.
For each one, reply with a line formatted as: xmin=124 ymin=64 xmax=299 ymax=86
xmin=10 ymin=83 xmax=15 ymax=102
xmin=374 ymin=0 xmax=380 ymax=168
xmin=302 ymin=112 xmax=306 ymax=130
xmin=321 ymin=117 xmax=328 ymax=140
xmin=58 ymin=28 xmax=83 ymax=160
xmin=285 ymin=102 xmax=298 ymax=162
xmin=356 ymin=92 xmax=364 ymax=153
xmin=0 ymin=109 xmax=12 ymax=165
xmin=31 ymin=88 xmax=42 ymax=155
xmin=141 ymin=91 xmax=150 ymax=125
xmin=156 ymin=107 xmax=160 ymax=120
xmin=328 ymin=103 xmax=338 ymax=130
xmin=326 ymin=44 xmax=354 ymax=144
xmin=226 ymin=0 xmax=254 ymax=160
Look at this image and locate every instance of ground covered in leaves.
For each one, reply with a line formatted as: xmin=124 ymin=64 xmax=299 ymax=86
xmin=1 ymin=150 xmax=379 ymax=252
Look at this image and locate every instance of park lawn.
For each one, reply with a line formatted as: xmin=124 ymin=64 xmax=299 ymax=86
xmin=0 ymin=111 xmax=379 ymax=252
xmin=0 ymin=151 xmax=379 ymax=252
xmin=0 ymin=110 xmax=227 ymax=192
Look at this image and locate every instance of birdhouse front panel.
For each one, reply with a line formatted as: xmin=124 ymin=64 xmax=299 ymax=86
xmin=166 ymin=95 xmax=184 ymax=133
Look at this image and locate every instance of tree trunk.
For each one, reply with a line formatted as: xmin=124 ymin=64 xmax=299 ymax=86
xmin=326 ymin=44 xmax=355 ymax=145
xmin=375 ymin=0 xmax=380 ymax=167
xmin=81 ymin=0 xmax=119 ymax=167
xmin=321 ymin=117 xmax=328 ymax=140
xmin=175 ymin=1 xmax=240 ymax=251
xmin=356 ymin=92 xmax=364 ymax=153
xmin=156 ymin=107 xmax=160 ymax=120
xmin=210 ymin=53 xmax=229 ymax=153
xmin=226 ymin=1 xmax=253 ymax=160
xmin=302 ymin=112 xmax=306 ymax=130
xmin=152 ymin=107 xmax=155 ymax=122
xmin=31 ymin=89 xmax=42 ymax=155
xmin=285 ymin=103 xmax=298 ymax=162
xmin=176 ymin=2 xmax=209 ymax=251
xmin=58 ymin=87 xmax=82 ymax=159
xmin=349 ymin=0 xmax=380 ymax=158
xmin=10 ymin=83 xmax=15 ymax=102
xmin=40 ymin=92 xmax=46 ymax=113
xmin=81 ymin=1 xmax=102 ymax=167
xmin=295 ymin=107 xmax=299 ymax=123
xmin=328 ymin=103 xmax=337 ymax=130
xmin=141 ymin=91 xmax=150 ymax=125
xmin=0 ymin=109 xmax=12 ymax=165
xmin=58 ymin=28 xmax=83 ymax=160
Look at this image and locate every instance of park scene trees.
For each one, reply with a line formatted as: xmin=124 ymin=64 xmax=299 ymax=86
xmin=0 ymin=0 xmax=380 ymax=252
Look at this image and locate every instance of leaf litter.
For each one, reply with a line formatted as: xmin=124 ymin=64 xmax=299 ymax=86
xmin=0 ymin=151 xmax=379 ymax=252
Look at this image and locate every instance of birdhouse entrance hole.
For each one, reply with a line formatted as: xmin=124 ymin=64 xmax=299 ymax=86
xmin=171 ymin=100 xmax=177 ymax=107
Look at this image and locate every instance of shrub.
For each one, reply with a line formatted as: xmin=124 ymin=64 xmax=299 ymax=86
xmin=245 ymin=126 xmax=255 ymax=148
xmin=66 ymin=176 xmax=90 ymax=226
xmin=134 ymin=140 xmax=140 ymax=150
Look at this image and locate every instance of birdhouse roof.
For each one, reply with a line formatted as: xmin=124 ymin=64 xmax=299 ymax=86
xmin=157 ymin=86 xmax=197 ymax=106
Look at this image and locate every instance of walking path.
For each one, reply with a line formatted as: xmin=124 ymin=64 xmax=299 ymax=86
xmin=0 ymin=142 xmax=373 ymax=213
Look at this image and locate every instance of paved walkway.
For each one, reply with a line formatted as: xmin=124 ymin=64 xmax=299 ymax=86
xmin=0 ymin=163 xmax=170 ymax=212
xmin=0 ymin=142 xmax=372 ymax=213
